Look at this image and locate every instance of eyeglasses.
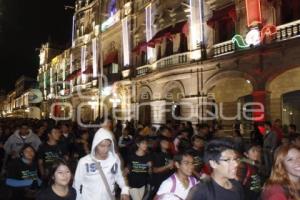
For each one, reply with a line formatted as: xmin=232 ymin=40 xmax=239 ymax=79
xmin=181 ymin=161 xmax=195 ymax=166
xmin=219 ymin=157 xmax=240 ymax=163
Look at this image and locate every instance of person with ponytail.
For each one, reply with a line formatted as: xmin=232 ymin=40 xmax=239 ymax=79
xmin=262 ymin=144 xmax=300 ymax=200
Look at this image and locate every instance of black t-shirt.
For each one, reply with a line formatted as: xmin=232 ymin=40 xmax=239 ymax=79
xmin=36 ymin=187 xmax=76 ymax=200
xmin=239 ymin=162 xmax=262 ymax=200
xmin=152 ymin=151 xmax=173 ymax=187
xmin=7 ymin=158 xmax=39 ymax=181
xmin=189 ymin=148 xmax=204 ymax=173
xmin=187 ymin=179 xmax=244 ymax=200
xmin=38 ymin=143 xmax=64 ymax=171
xmin=59 ymin=133 xmax=76 ymax=156
xmin=127 ymin=153 xmax=151 ymax=188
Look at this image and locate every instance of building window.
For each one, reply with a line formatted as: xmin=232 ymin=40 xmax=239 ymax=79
xmin=164 ymin=39 xmax=173 ymax=57
xmin=216 ymin=18 xmax=235 ymax=43
xmin=207 ymin=5 xmax=236 ymax=43
xmin=179 ymin=33 xmax=188 ymax=53
xmin=111 ymin=63 xmax=119 ymax=74
xmin=281 ymin=0 xmax=300 ymax=24
xmin=157 ymin=46 xmax=162 ymax=60
xmin=141 ymin=51 xmax=147 ymax=65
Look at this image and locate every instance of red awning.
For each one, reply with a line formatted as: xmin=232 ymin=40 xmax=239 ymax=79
xmin=132 ymin=41 xmax=148 ymax=54
xmin=104 ymin=51 xmax=118 ymax=66
xmin=147 ymin=21 xmax=188 ymax=48
xmin=207 ymin=5 xmax=237 ymax=27
xmin=83 ymin=65 xmax=93 ymax=74
xmin=182 ymin=22 xmax=189 ymax=37
xmin=65 ymin=69 xmax=81 ymax=81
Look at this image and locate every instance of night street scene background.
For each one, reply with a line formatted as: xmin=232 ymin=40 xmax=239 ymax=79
xmin=0 ymin=0 xmax=300 ymax=200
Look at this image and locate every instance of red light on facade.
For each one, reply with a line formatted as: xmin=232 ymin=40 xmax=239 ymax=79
xmin=245 ymin=0 xmax=262 ymax=27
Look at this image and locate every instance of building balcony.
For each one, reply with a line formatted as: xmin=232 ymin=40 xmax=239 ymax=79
xmin=73 ymin=33 xmax=93 ymax=47
xmin=136 ymin=65 xmax=152 ymax=77
xmin=212 ymin=19 xmax=300 ymax=57
xmin=135 ymin=51 xmax=191 ymax=77
xmin=155 ymin=52 xmax=190 ymax=70
xmin=212 ymin=40 xmax=235 ymax=57
xmin=75 ymin=0 xmax=97 ymax=14
xmin=276 ymin=19 xmax=300 ymax=41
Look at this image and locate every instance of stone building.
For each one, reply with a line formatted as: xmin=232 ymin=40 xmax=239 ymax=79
xmin=37 ymin=0 xmax=300 ymax=131
xmin=2 ymin=76 xmax=40 ymax=119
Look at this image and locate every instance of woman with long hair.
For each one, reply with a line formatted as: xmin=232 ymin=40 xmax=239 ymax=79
xmin=262 ymin=144 xmax=300 ymax=200
xmin=36 ymin=159 xmax=76 ymax=200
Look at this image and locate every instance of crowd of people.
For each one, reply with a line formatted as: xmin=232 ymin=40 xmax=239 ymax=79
xmin=0 ymin=117 xmax=299 ymax=200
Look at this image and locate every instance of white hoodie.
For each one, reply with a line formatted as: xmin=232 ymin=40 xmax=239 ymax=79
xmin=73 ymin=128 xmax=129 ymax=200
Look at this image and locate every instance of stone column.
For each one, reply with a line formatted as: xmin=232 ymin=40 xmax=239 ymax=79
xmin=252 ymin=90 xmax=270 ymax=122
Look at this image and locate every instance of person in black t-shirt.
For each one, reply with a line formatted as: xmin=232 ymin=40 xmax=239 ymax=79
xmin=36 ymin=159 xmax=76 ymax=200
xmin=151 ymin=136 xmax=174 ymax=198
xmin=126 ymin=136 xmax=152 ymax=200
xmin=118 ymin=127 xmax=133 ymax=166
xmin=59 ymin=124 xmax=76 ymax=160
xmin=174 ymin=129 xmax=191 ymax=153
xmin=189 ymin=135 xmax=205 ymax=180
xmin=38 ymin=127 xmax=64 ymax=185
xmin=5 ymin=144 xmax=40 ymax=200
xmin=187 ymin=138 xmax=244 ymax=200
xmin=239 ymin=143 xmax=263 ymax=200
xmin=288 ymin=124 xmax=300 ymax=142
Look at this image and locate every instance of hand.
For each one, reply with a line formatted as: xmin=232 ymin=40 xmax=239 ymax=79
xmin=124 ymin=167 xmax=130 ymax=175
xmin=120 ymin=194 xmax=130 ymax=200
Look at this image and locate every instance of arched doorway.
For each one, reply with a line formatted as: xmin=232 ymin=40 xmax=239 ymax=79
xmin=208 ymin=77 xmax=253 ymax=131
xmin=267 ymin=67 xmax=300 ymax=122
xmin=282 ymin=91 xmax=300 ymax=129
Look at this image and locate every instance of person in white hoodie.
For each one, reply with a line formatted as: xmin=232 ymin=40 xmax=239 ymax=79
xmin=73 ymin=128 xmax=130 ymax=200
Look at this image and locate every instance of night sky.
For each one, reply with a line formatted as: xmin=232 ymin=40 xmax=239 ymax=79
xmin=0 ymin=0 xmax=74 ymax=92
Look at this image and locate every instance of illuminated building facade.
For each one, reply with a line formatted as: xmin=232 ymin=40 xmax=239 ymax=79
xmin=37 ymin=0 xmax=300 ymax=131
